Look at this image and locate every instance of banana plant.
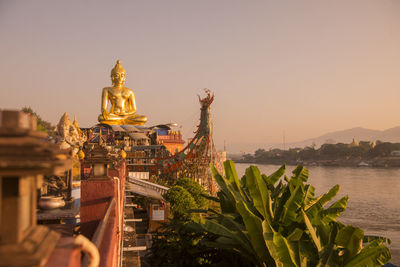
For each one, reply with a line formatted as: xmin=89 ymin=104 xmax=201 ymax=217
xmin=190 ymin=160 xmax=391 ymax=266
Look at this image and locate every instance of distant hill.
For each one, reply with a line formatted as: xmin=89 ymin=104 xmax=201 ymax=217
xmin=227 ymin=126 xmax=400 ymax=154
xmin=288 ymin=126 xmax=400 ymax=148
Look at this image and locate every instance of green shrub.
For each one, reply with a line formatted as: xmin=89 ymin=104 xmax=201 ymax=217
xmin=143 ymin=219 xmax=250 ymax=267
xmin=176 ymin=178 xmax=209 ymax=209
xmin=164 ymin=185 xmax=197 ymax=220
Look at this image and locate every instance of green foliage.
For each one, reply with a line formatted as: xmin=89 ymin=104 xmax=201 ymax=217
xmin=143 ymin=220 xmax=213 ymax=267
xmin=190 ymin=160 xmax=391 ymax=267
xmin=22 ymin=106 xmax=53 ymax=133
xmin=176 ymin=178 xmax=209 ymax=209
xmin=143 ymin=219 xmax=251 ymax=267
xmin=163 ymin=185 xmax=198 ymax=220
xmin=242 ymin=142 xmax=400 ymax=166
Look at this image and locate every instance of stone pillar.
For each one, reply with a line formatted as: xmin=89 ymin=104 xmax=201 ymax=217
xmin=0 ymin=110 xmax=71 ymax=267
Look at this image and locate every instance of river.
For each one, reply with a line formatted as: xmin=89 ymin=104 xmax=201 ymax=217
xmin=235 ymin=163 xmax=400 ymax=264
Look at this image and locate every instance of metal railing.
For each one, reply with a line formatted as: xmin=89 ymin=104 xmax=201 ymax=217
xmin=91 ymin=198 xmax=116 ymax=248
xmin=128 ymin=178 xmax=169 ymax=195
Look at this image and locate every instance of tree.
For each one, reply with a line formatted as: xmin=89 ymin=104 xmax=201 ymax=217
xmin=176 ymin=178 xmax=209 ymax=209
xmin=254 ymin=149 xmax=267 ymax=159
xmin=369 ymin=142 xmax=400 ymax=158
xmin=163 ymin=185 xmax=197 ymax=220
xmin=21 ymin=107 xmax=53 ymax=133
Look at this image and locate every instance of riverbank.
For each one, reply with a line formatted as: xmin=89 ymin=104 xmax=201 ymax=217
xmin=235 ymin=156 xmax=400 ymax=168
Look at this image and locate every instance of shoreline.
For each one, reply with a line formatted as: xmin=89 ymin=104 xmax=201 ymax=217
xmin=233 ymin=159 xmax=400 ymax=168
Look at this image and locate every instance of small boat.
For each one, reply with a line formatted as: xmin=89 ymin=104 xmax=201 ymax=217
xmin=358 ymin=161 xmax=369 ymax=167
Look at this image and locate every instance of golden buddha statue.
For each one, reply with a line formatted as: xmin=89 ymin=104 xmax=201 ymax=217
xmin=98 ymin=60 xmax=147 ymax=125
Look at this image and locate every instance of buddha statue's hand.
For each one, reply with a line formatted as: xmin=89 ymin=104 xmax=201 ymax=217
xmin=102 ymin=111 xmax=109 ymax=120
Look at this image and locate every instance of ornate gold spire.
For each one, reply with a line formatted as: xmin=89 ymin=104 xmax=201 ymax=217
xmin=371 ymin=140 xmax=376 ymax=148
xmin=349 ymin=138 xmax=359 ymax=147
xmin=73 ymin=115 xmax=82 ymax=135
xmin=60 ymin=112 xmax=71 ymax=124
xmin=72 ymin=115 xmax=79 ymax=128
xmin=111 ymin=59 xmax=126 ymax=76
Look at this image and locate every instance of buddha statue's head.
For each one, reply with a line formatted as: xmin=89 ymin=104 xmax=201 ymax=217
xmin=111 ymin=60 xmax=126 ymax=87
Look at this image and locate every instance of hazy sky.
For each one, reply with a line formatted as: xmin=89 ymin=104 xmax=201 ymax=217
xmin=1 ymin=1 xmax=400 ymax=152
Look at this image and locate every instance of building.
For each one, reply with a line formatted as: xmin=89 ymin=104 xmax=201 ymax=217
xmin=155 ymin=129 xmax=185 ymax=155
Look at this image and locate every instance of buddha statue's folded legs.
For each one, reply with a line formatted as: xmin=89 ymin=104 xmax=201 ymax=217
xmin=98 ymin=113 xmax=147 ymax=125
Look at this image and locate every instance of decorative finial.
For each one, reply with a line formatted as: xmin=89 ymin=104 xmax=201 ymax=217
xmin=73 ymin=115 xmax=78 ymax=125
xmin=78 ymin=149 xmax=85 ymax=160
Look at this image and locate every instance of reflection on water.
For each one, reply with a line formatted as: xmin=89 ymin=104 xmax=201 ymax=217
xmin=235 ymin=163 xmax=400 ymax=264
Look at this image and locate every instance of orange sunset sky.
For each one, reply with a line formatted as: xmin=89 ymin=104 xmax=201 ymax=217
xmin=1 ymin=1 xmax=400 ymax=152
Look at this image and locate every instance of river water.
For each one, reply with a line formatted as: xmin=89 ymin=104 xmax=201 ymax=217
xmin=235 ymin=163 xmax=400 ymax=264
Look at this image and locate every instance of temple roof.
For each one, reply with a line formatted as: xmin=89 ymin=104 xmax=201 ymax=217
xmin=121 ymin=125 xmax=140 ymax=132
xmin=109 ymin=125 xmax=126 ymax=132
xmin=127 ymin=132 xmax=149 ymax=140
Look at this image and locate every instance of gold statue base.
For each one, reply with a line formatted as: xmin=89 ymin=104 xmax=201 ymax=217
xmin=99 ymin=120 xmax=145 ymax=126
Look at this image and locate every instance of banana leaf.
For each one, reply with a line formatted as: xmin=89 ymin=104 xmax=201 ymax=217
xmin=319 ymin=207 xmax=345 ymax=222
xmin=273 ymin=186 xmax=292 ymax=225
xmin=200 ymin=193 xmax=220 ymax=202
xmin=290 ymin=241 xmax=310 ymax=267
xmin=315 ymin=220 xmax=332 ymax=246
xmin=303 ymin=184 xmax=316 ymax=208
xmin=236 ymin=200 xmax=273 ymax=264
xmin=212 ymin=164 xmax=252 ymax=215
xmin=317 ymin=185 xmax=340 ymax=207
xmin=224 ymin=160 xmax=244 ymax=195
xmin=304 ymin=194 xmax=322 ymax=211
xmin=262 ymin=220 xmax=297 ymax=267
xmin=211 ymin=164 xmax=235 ymax=203
xmin=200 ymin=238 xmax=258 ymax=265
xmin=302 ymin=209 xmax=322 ymax=252
xmin=194 ymin=216 xmax=258 ymax=261
xmin=241 ymin=184 xmax=253 ymax=204
xmin=317 ymin=222 xmax=340 ymax=267
xmin=363 ymin=235 xmax=392 ymax=245
xmin=262 ymin=164 xmax=286 ymax=188
xmin=284 ymin=175 xmax=290 ymax=183
xmin=335 ymin=226 xmax=363 ymax=261
xmin=317 ymin=243 xmax=339 ymax=267
xmin=217 ymin=191 xmax=236 ymax=214
xmin=246 ymin=165 xmax=273 ymax=221
xmin=271 ymin=180 xmax=284 ymax=200
xmin=343 ymin=239 xmax=391 ymax=267
xmin=305 ymin=185 xmax=340 ymax=214
xmin=320 ymin=196 xmax=348 ymax=223
xmin=292 ymin=165 xmax=309 ymax=182
xmin=287 ymin=228 xmax=304 ymax=242
xmin=281 ymin=184 xmax=304 ymax=226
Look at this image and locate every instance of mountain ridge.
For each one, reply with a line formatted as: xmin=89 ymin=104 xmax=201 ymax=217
xmin=292 ymin=126 xmax=400 ymax=148
xmin=227 ymin=126 xmax=400 ymax=153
